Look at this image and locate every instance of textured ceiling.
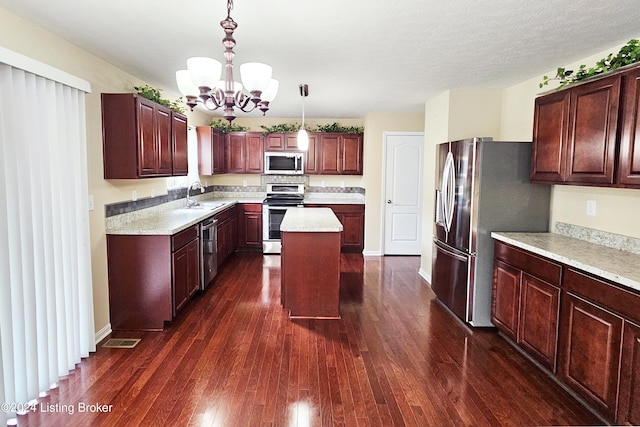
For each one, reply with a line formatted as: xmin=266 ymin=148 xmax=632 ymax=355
xmin=1 ymin=0 xmax=639 ymax=119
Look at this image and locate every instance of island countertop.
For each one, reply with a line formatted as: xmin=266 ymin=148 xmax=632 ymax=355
xmin=280 ymin=207 xmax=343 ymax=233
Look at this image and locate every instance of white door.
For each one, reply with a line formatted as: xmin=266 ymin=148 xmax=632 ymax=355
xmin=383 ymin=132 xmax=424 ymax=255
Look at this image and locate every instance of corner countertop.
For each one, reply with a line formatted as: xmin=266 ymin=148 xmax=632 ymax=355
xmin=303 ymin=194 xmax=365 ymax=205
xmin=491 ymin=232 xmax=640 ymax=293
xmin=281 ymin=207 xmax=343 ymax=232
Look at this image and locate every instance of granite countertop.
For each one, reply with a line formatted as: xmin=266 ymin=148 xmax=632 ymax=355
xmin=280 ymin=207 xmax=343 ymax=232
xmin=304 ymin=194 xmax=365 ymax=205
xmin=492 ymin=232 xmax=640 ymax=293
xmin=106 ymin=200 xmax=241 ymax=235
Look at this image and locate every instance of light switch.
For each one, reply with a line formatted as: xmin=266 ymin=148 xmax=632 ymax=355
xmin=132 ymin=190 xmax=137 ymax=201
xmin=586 ymin=200 xmax=596 ymax=216
xmin=88 ymin=195 xmax=94 ymax=211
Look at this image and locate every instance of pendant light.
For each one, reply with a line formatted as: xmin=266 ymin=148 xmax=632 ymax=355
xmin=297 ymin=84 xmax=309 ymax=151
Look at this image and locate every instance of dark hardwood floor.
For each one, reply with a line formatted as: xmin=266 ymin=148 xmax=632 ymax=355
xmin=15 ymin=253 xmax=601 ymax=426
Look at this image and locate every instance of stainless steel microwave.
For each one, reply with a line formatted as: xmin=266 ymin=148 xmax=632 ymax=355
xmin=264 ymin=151 xmax=304 ymax=174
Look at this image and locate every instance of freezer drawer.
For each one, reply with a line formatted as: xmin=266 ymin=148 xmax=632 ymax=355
xmin=432 ymin=240 xmax=474 ymax=322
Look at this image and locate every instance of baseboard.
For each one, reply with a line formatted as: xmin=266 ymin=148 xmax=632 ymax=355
xmin=418 ymin=268 xmax=431 ymax=284
xmin=94 ymin=323 xmax=112 ymax=346
xmin=362 ymin=250 xmax=382 ymax=256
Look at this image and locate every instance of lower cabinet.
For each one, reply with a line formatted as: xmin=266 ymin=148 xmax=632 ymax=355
xmin=492 ymin=241 xmax=640 ymax=425
xmin=106 ymin=224 xmax=200 ymax=330
xmin=619 ymin=321 xmax=640 ymax=425
xmin=237 ymin=203 xmax=262 ymax=250
xmin=172 ymin=228 xmax=200 ymax=314
xmin=216 ymin=205 xmax=238 ymax=267
xmin=305 ymin=204 xmax=364 ymax=252
xmin=491 ymin=243 xmax=561 ymax=371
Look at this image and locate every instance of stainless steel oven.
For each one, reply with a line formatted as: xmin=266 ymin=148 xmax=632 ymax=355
xmin=262 ymin=183 xmax=305 ymax=254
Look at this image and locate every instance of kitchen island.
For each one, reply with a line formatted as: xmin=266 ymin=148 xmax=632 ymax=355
xmin=280 ymin=207 xmax=343 ymax=318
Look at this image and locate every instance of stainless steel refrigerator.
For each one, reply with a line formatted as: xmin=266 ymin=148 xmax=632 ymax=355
xmin=432 ymin=137 xmax=550 ymax=327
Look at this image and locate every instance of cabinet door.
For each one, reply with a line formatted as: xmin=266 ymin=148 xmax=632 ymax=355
xmin=245 ymin=133 xmax=264 ymax=173
xmin=518 ymin=274 xmax=560 ymax=371
xmin=341 ymin=134 xmax=363 ymax=174
xmin=238 ymin=204 xmax=263 ymax=249
xmin=559 ymin=293 xmax=622 ymax=419
xmin=284 ymin=133 xmax=299 ymax=150
xmin=618 ymin=321 xmax=640 ymax=425
xmin=137 ymin=99 xmax=159 ymax=176
xmin=531 ymin=90 xmax=570 ymax=183
xmin=565 ymin=74 xmax=621 ymax=184
xmin=172 ymin=244 xmax=190 ymax=314
xmin=156 ymin=107 xmax=173 ymax=175
xmin=172 ymin=112 xmax=188 ymax=176
xmin=186 ymin=239 xmax=200 ymax=298
xmin=491 ymin=260 xmax=521 ymax=341
xmin=618 ymin=67 xmax=640 ymax=187
xmin=264 ymin=134 xmax=285 ymax=151
xmin=304 ymin=133 xmax=320 ymax=174
xmin=213 ymin=129 xmax=225 ymax=174
xmin=319 ymin=134 xmax=340 ymax=174
xmin=197 ymin=126 xmax=214 ymax=175
xmin=225 ymin=133 xmax=246 ymax=173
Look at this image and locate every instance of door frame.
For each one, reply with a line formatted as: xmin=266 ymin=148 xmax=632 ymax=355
xmin=381 ymin=131 xmax=425 ymax=255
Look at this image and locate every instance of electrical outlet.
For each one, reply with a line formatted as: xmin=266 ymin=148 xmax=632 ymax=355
xmin=88 ymin=195 xmax=94 ymax=211
xmin=132 ymin=190 xmax=137 ymax=201
xmin=321 ymin=180 xmax=326 ymax=188
xmin=586 ymin=200 xmax=596 ymax=216
xmin=340 ymin=181 xmax=345 ymax=188
xmin=150 ymin=188 xmax=155 ymax=198
xmin=243 ymin=179 xmax=247 ymax=187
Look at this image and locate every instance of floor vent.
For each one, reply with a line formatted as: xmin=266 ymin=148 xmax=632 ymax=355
xmin=102 ymin=338 xmax=141 ymax=349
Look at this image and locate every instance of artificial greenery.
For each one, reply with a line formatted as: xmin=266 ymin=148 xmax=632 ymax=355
xmin=209 ymin=119 xmax=248 ymax=133
xmin=540 ymin=39 xmax=640 ymax=89
xmin=260 ymin=123 xmax=302 ymax=135
xmin=134 ymin=84 xmax=185 ymax=114
xmin=314 ymin=122 xmax=364 ymax=134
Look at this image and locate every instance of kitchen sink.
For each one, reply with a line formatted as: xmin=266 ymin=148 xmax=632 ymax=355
xmin=179 ymin=201 xmax=226 ymax=211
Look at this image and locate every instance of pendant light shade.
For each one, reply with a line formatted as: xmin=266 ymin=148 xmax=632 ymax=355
xmin=297 ymin=83 xmax=309 ymax=151
xmin=297 ymin=129 xmax=309 ymax=151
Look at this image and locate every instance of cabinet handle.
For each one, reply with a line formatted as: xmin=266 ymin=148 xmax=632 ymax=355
xmin=387 ymin=200 xmax=392 ymax=204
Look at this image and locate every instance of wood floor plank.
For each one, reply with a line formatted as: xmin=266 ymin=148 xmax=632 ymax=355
xmin=13 ymin=253 xmax=603 ymax=426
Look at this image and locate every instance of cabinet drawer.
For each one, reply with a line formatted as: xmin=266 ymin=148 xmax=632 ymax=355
xmin=215 ymin=204 xmax=237 ymax=223
xmin=494 ymin=241 xmax=562 ymax=286
xmin=172 ymin=225 xmax=199 ymax=251
xmin=242 ymin=203 xmax=263 ymax=212
xmin=564 ymin=268 xmax=640 ymax=325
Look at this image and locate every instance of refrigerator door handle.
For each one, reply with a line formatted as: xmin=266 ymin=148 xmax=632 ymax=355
xmin=434 ymin=240 xmax=468 ymax=262
xmin=441 ymin=152 xmax=455 ymax=233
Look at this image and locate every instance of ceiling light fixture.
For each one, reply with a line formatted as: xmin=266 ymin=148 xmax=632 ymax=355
xmin=297 ymin=84 xmax=309 ymax=151
xmin=175 ymin=0 xmax=278 ymax=123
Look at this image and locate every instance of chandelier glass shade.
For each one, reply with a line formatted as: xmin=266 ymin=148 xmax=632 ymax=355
xmin=175 ymin=0 xmax=277 ymax=122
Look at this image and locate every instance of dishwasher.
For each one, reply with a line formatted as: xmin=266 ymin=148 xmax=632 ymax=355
xmin=200 ymin=218 xmax=218 ymax=290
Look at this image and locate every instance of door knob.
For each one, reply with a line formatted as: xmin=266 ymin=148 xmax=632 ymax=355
xmin=387 ymin=200 xmax=392 ymax=204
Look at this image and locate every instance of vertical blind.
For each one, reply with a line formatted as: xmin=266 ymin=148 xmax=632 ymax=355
xmin=0 ymin=63 xmax=95 ymax=425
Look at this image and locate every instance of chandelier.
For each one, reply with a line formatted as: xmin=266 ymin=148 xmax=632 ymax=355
xmin=175 ymin=0 xmax=278 ymax=122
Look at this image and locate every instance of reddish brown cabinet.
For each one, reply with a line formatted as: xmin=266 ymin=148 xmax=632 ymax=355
xmin=304 ymin=204 xmax=364 ymax=252
xmin=237 ymin=203 xmax=262 ymax=250
xmin=618 ymin=66 xmax=640 ymax=186
xmin=102 ymin=93 xmax=188 ymax=178
xmin=316 ymin=133 xmax=363 ymax=175
xmin=172 ymin=226 xmax=200 ymax=314
xmin=531 ymin=64 xmax=640 ymax=188
xmin=618 ymin=321 xmax=640 ymax=425
xmin=106 ymin=224 xmax=199 ymax=330
xmin=216 ymin=205 xmax=238 ymax=267
xmin=197 ymin=126 xmax=225 ymax=175
xmin=264 ymin=132 xmax=300 ymax=151
xmin=491 ymin=241 xmax=561 ymax=371
xmin=225 ymin=132 xmax=263 ymax=174
xmin=304 ymin=133 xmax=321 ymax=174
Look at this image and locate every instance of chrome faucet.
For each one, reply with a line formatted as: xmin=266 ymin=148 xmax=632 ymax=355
xmin=186 ymin=181 xmax=205 ymax=207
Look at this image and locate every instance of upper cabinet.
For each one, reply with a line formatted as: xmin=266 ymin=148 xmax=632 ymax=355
xmin=264 ymin=132 xmax=300 ymax=151
xmin=197 ymin=126 xmax=225 ymax=175
xmin=531 ymin=64 xmax=640 ymax=188
xmin=316 ymin=133 xmax=364 ymax=175
xmin=102 ymin=93 xmax=188 ymax=179
xmin=225 ymin=132 xmax=264 ymax=174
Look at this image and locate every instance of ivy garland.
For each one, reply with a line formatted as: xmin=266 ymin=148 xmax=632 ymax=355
xmin=259 ymin=122 xmax=364 ymax=135
xmin=540 ymin=39 xmax=640 ymax=89
xmin=134 ymin=84 xmax=185 ymax=114
xmin=209 ymin=119 xmax=248 ymax=133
